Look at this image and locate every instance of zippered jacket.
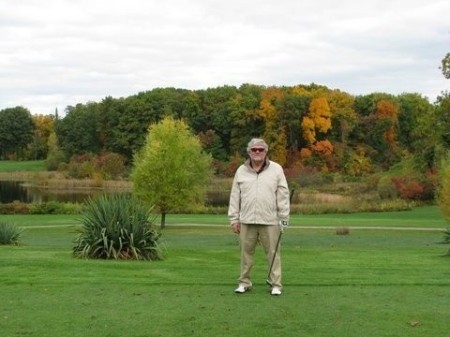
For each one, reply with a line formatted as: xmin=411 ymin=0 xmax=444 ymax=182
xmin=228 ymin=158 xmax=290 ymax=226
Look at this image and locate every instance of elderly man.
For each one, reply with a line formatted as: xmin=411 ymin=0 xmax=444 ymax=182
xmin=228 ymin=138 xmax=290 ymax=295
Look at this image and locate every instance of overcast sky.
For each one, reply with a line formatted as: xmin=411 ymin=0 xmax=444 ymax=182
xmin=1 ymin=0 xmax=449 ymax=115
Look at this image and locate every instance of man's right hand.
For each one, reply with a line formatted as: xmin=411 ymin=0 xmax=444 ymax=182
xmin=231 ymin=222 xmax=241 ymax=234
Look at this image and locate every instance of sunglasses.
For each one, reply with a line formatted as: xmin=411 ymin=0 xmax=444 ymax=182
xmin=250 ymin=148 xmax=265 ymax=153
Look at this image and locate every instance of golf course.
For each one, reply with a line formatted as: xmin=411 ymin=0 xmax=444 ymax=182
xmin=1 ymin=207 xmax=449 ymax=337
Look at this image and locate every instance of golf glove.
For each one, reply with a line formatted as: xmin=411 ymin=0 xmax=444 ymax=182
xmin=279 ymin=220 xmax=288 ymax=232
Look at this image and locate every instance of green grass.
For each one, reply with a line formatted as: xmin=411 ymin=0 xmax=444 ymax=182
xmin=0 ymin=160 xmax=46 ymax=172
xmin=0 ymin=205 xmax=447 ymax=230
xmin=1 ymin=209 xmax=450 ymax=337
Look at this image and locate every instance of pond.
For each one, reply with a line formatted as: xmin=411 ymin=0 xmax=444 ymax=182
xmin=0 ymin=180 xmax=103 ymax=204
xmin=0 ymin=180 xmax=230 ymax=206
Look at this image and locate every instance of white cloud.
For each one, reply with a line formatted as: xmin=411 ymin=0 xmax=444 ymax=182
xmin=0 ymin=0 xmax=449 ymax=114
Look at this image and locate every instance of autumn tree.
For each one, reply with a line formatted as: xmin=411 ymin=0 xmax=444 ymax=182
xmin=30 ymin=114 xmax=54 ymax=160
xmin=132 ymin=116 xmax=212 ymax=228
xmin=258 ymin=87 xmax=288 ymax=165
xmin=301 ymin=97 xmax=332 ymax=144
xmin=327 ymin=90 xmax=356 ymax=147
xmin=376 ymin=100 xmax=398 ymax=148
xmin=352 ymin=94 xmax=400 ymax=168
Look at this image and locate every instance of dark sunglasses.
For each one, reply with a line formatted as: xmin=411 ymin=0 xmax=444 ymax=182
xmin=250 ymin=148 xmax=265 ymax=153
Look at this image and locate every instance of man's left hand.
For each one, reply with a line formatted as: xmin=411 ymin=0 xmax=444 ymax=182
xmin=279 ymin=220 xmax=288 ymax=232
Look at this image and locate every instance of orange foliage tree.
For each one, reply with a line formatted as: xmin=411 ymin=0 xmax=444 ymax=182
xmin=376 ymin=99 xmax=398 ymax=147
xmin=299 ymin=97 xmax=335 ymax=171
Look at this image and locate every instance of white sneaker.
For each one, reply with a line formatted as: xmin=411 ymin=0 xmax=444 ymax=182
xmin=234 ymin=285 xmax=251 ymax=293
xmin=271 ymin=287 xmax=282 ymax=296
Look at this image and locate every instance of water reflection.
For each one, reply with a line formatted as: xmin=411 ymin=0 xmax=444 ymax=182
xmin=0 ymin=180 xmax=102 ymax=204
xmin=0 ymin=180 xmax=229 ymax=206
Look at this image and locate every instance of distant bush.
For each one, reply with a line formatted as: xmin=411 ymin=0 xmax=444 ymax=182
xmin=96 ymin=152 xmax=127 ymax=179
xmin=0 ymin=201 xmax=29 ymax=214
xmin=292 ymin=167 xmax=335 ymax=187
xmin=377 ymin=175 xmax=398 ymax=199
xmin=292 ymin=198 xmax=415 ymax=215
xmin=29 ymin=201 xmax=83 ymax=214
xmin=391 ymin=176 xmax=424 ymax=200
xmin=389 ymin=174 xmax=435 ymax=201
xmin=0 ymin=222 xmax=23 ymax=245
xmin=65 ymin=152 xmax=127 ymax=180
xmin=67 ymin=153 xmax=97 ymax=179
xmin=0 ymin=201 xmax=83 ymax=214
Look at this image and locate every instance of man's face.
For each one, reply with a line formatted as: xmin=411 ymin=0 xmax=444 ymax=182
xmin=249 ymin=147 xmax=266 ymax=162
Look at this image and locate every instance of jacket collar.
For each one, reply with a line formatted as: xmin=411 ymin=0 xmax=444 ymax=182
xmin=244 ymin=157 xmax=270 ymax=173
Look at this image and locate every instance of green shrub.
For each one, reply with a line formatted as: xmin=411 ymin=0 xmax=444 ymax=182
xmin=60 ymin=202 xmax=84 ymax=214
xmin=292 ymin=198 xmax=415 ymax=214
xmin=442 ymin=229 xmax=450 ymax=256
xmin=377 ymin=175 xmax=398 ymax=199
xmin=73 ymin=194 xmax=163 ymax=260
xmin=28 ymin=201 xmax=83 ymax=215
xmin=0 ymin=222 xmax=23 ymax=245
xmin=442 ymin=229 xmax=450 ymax=244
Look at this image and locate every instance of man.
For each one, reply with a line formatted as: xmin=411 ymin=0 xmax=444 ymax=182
xmin=228 ymin=138 xmax=290 ymax=296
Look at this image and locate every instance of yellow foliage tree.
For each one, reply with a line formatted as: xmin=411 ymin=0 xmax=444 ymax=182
xmin=257 ymin=87 xmax=288 ymax=165
xmin=31 ymin=114 xmax=55 ymax=159
xmin=301 ymin=116 xmax=315 ymax=144
xmin=301 ymin=97 xmax=332 ymax=144
xmin=327 ymin=90 xmax=357 ymax=145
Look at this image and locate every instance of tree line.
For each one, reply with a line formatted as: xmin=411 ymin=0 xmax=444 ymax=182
xmin=1 ymin=83 xmax=449 ymax=177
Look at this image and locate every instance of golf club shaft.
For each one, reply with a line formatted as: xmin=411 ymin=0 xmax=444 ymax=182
xmin=266 ymin=228 xmax=282 ymax=285
xmin=266 ymin=189 xmax=293 ymax=286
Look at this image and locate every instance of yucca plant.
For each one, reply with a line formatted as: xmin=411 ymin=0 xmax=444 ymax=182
xmin=73 ymin=194 xmax=163 ymax=260
xmin=0 ymin=222 xmax=23 ymax=245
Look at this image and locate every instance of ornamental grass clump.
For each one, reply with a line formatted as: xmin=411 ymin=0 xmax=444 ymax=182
xmin=0 ymin=222 xmax=23 ymax=245
xmin=73 ymin=194 xmax=162 ymax=260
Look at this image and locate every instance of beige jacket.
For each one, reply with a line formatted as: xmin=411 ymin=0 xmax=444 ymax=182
xmin=228 ymin=158 xmax=290 ymax=226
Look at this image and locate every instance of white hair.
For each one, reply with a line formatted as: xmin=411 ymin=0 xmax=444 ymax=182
xmin=246 ymin=138 xmax=269 ymax=152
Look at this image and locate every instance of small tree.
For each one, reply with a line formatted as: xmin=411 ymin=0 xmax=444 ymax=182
xmin=437 ymin=152 xmax=450 ymax=254
xmin=132 ymin=116 xmax=212 ymax=228
xmin=45 ymin=131 xmax=65 ymax=170
xmin=438 ymin=152 xmax=450 ymax=218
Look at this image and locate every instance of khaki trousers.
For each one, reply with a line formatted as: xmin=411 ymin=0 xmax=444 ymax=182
xmin=238 ymin=223 xmax=282 ymax=288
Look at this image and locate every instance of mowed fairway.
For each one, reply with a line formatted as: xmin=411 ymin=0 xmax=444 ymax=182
xmin=1 ymin=207 xmax=449 ymax=337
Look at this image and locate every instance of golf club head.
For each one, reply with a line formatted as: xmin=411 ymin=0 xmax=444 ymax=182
xmin=266 ymin=279 xmax=272 ymax=287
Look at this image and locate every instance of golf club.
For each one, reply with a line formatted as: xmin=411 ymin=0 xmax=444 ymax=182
xmin=266 ymin=189 xmax=294 ymax=287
